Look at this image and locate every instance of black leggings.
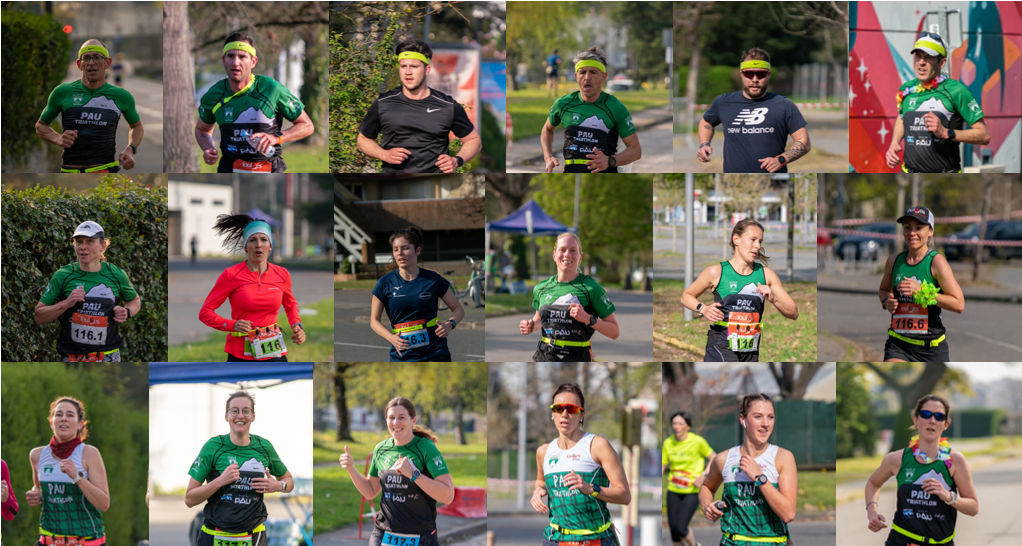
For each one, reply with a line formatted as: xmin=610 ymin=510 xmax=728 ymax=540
xmin=667 ymin=491 xmax=701 ymax=542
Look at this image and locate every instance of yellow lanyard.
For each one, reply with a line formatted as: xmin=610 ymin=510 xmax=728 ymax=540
xmin=212 ymin=74 xmax=255 ymax=115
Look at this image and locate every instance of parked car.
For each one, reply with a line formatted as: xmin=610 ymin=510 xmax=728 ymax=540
xmin=835 ymin=223 xmax=896 ymax=261
xmin=942 ymin=220 xmax=1007 ymax=261
xmin=985 ymin=221 xmax=1022 ymax=261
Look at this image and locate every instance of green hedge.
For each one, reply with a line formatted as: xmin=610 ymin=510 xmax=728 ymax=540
xmin=675 ymin=65 xmax=737 ymax=105
xmin=1 ymin=9 xmax=71 ymax=163
xmin=0 ymin=363 xmax=149 ymax=544
xmin=876 ymin=409 xmax=1003 ymax=438
xmin=0 ymin=176 xmax=168 ymax=361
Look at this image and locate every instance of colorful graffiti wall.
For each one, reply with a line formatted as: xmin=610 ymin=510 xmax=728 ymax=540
xmin=849 ymin=1 xmax=1021 ymax=172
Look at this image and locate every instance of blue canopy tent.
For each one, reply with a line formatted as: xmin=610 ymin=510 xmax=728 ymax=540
xmin=245 ymin=207 xmax=281 ymax=226
xmin=148 ymin=363 xmax=312 ymax=386
xmin=486 ymin=199 xmax=573 ymax=280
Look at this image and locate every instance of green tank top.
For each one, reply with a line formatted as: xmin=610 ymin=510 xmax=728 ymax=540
xmin=542 ymin=433 xmax=614 ymax=541
xmin=720 ymin=445 xmax=788 ymax=543
xmin=890 ymin=250 xmax=945 ymax=341
xmin=39 ymin=80 xmax=139 ymax=167
xmin=890 ymin=448 xmax=957 ymax=544
xmin=548 ymin=91 xmax=636 ymax=172
xmin=710 ymin=261 xmax=767 ymax=352
xmin=38 ymin=444 xmax=105 ymax=538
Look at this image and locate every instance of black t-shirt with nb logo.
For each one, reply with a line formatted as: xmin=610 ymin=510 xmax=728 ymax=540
xmin=703 ymin=92 xmax=807 ymax=173
xmin=359 ymin=86 xmax=475 ymax=174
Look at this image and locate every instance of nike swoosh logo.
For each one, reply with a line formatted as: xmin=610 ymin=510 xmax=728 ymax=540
xmin=427 ymin=108 xmax=440 ymax=113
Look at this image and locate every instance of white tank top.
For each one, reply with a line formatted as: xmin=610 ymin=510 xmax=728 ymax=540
xmin=38 ymin=443 xmax=90 ymax=484
xmin=721 ymin=444 xmax=780 ymax=484
xmin=544 ymin=432 xmax=600 ymax=474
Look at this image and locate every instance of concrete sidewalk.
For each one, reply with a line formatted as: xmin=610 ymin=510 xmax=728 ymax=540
xmin=507 ymin=104 xmax=673 ymax=167
xmin=314 ymin=515 xmax=486 ymax=546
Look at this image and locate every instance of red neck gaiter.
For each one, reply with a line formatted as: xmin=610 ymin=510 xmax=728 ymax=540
xmin=49 ymin=436 xmax=83 ymax=459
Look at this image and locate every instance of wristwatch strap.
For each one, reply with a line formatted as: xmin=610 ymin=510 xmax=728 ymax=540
xmin=455 ymin=156 xmax=465 ymax=167
xmin=130 ymin=144 xmax=138 ymax=155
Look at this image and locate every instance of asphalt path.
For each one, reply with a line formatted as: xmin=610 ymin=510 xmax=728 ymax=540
xmin=667 ymin=521 xmax=837 ymax=546
xmin=818 ymin=290 xmax=1022 ymax=361
xmin=150 ymin=495 xmax=296 ymax=546
xmin=167 ymin=258 xmax=334 ymax=346
xmin=484 ymin=290 xmax=654 ymax=362
xmin=488 ymin=515 xmax=659 ymax=546
xmin=508 ymin=122 xmax=674 ymax=174
xmin=836 ymin=456 xmax=1022 ymax=546
xmin=334 ymin=288 xmax=485 ymax=362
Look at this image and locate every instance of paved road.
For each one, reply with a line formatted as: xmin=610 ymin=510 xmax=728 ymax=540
xmin=836 ymin=455 xmax=1022 ymax=546
xmin=334 ymin=288 xmax=485 ymax=362
xmin=150 ymin=495 xmax=297 ymax=546
xmin=667 ymin=521 xmax=836 ymax=546
xmin=168 ymin=258 xmax=334 ymax=346
xmin=508 ymin=122 xmax=673 ymax=174
xmin=488 ymin=515 xmax=660 ymax=546
xmin=484 ymin=290 xmax=653 ymax=362
xmin=818 ymin=290 xmax=1022 ymax=361
xmin=315 ymin=514 xmax=485 ymax=546
xmin=653 ymin=226 xmax=818 ymax=283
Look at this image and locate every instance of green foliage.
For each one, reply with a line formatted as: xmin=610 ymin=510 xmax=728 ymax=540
xmin=837 ymin=364 xmax=877 ymax=458
xmin=301 ymin=23 xmax=330 ymax=144
xmin=1 ymin=176 xmax=168 ymax=361
xmin=1 ymin=9 xmax=71 ymax=163
xmin=328 ymin=15 xmax=399 ymax=173
xmin=0 ymin=363 xmax=149 ymax=544
xmin=346 ymin=363 xmax=487 ymax=418
xmin=676 ymin=65 xmax=738 ymax=104
xmin=479 ymin=105 xmax=506 ymax=172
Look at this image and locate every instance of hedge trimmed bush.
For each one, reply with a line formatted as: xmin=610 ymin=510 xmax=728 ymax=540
xmin=1 ymin=176 xmax=168 ymax=361
xmin=0 ymin=363 xmax=150 ymax=544
xmin=1 ymin=9 xmax=71 ymax=164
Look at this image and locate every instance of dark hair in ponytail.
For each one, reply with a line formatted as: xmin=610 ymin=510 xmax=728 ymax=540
xmin=385 ymin=397 xmax=438 ymax=444
xmin=212 ymin=213 xmax=266 ymax=252
xmin=387 ymin=226 xmax=425 ymax=271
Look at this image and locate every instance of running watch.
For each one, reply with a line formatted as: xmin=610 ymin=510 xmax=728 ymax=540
xmin=130 ymin=144 xmax=138 ymax=155
xmin=589 ymin=315 xmax=598 ymax=326
xmin=777 ymin=154 xmax=787 ymax=165
xmin=590 ymin=483 xmax=601 ymax=498
xmin=455 ymin=156 xmax=464 ymax=167
xmin=607 ymin=155 xmax=617 ymax=168
xmin=946 ymin=128 xmax=957 ymax=141
xmin=411 ymin=469 xmax=421 ymax=482
xmin=696 ymin=303 xmax=704 ymax=313
xmin=449 ymin=319 xmax=457 ymax=329
xmin=755 ymin=474 xmax=768 ymax=486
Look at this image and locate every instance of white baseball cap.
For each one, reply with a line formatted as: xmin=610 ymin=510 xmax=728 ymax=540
xmin=73 ymin=221 xmax=106 ymax=239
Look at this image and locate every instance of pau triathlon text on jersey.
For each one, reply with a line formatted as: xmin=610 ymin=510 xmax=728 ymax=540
xmin=898 ymin=78 xmax=983 ymax=173
xmin=531 ymin=274 xmax=616 ymax=362
xmin=548 ymin=91 xmax=635 ymax=173
xmin=40 ymin=262 xmax=137 ymax=358
xmin=705 ymin=262 xmax=766 ymax=362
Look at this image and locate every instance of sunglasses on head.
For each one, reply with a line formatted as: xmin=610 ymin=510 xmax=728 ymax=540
xmin=550 ymin=403 xmax=585 ymax=414
xmin=741 ymin=70 xmax=770 ymax=80
xmin=918 ymin=410 xmax=947 ymax=422
xmin=916 ymin=31 xmax=943 ymax=41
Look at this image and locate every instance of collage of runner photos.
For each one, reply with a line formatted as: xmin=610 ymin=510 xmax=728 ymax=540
xmin=1 ymin=1 xmax=1021 ymax=544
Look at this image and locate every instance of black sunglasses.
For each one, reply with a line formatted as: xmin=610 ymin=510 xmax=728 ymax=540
xmin=918 ymin=410 xmax=947 ymax=422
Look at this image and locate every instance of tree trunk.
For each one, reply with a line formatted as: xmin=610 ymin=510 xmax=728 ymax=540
xmin=334 ymin=363 xmax=354 ymax=442
xmin=453 ymin=397 xmax=466 ymax=445
xmin=973 ymin=177 xmax=995 ymax=281
xmin=684 ymin=3 xmax=706 ymax=127
xmin=768 ymin=363 xmax=824 ymax=400
xmin=787 ymin=179 xmax=795 ymax=281
xmin=164 ymin=2 xmax=198 ymax=172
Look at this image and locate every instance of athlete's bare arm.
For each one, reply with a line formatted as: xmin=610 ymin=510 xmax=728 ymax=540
xmin=757 ymin=446 xmax=797 ymax=523
xmin=781 ymin=127 xmax=811 ymax=164
xmin=614 ymin=133 xmax=642 ymax=166
xmin=698 ymin=451 xmax=726 ymax=521
xmin=762 ymin=267 xmax=798 ymax=320
xmin=953 ymin=118 xmax=990 ymax=146
xmin=879 ymin=254 xmax=899 ymax=313
xmin=446 ymin=129 xmax=482 ymax=169
xmin=930 ymin=253 xmax=965 ymax=313
xmin=696 ymin=117 xmax=715 ymax=162
xmin=681 ymin=263 xmax=724 ymax=321
xmin=592 ymin=312 xmax=620 ymax=340
xmin=531 ymin=443 xmax=550 ymax=513
xmin=195 ymin=120 xmax=219 ymax=165
xmin=519 ymin=310 xmax=541 ymax=336
xmin=357 ymin=132 xmax=411 ymax=166
xmin=590 ymin=435 xmax=631 ymax=505
xmin=947 ymin=450 xmax=979 ymax=516
xmin=79 ymin=445 xmax=111 ymax=512
xmin=119 ymin=120 xmax=144 ymax=170
xmin=540 ymin=119 xmax=559 ymax=173
xmin=886 ymin=118 xmax=906 ymax=169
xmin=865 ymin=449 xmax=902 ymax=532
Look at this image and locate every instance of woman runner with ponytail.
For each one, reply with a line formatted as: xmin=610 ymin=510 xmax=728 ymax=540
xmin=26 ymin=397 xmax=110 ymax=546
xmin=532 ymin=383 xmax=631 ymax=546
xmin=864 ymin=394 xmax=978 ymax=546
xmin=199 ymin=213 xmax=305 ymax=361
xmin=681 ymin=218 xmax=798 ymax=362
xmin=664 ymin=412 xmax=716 ymax=546
xmin=699 ymin=393 xmax=797 ymax=546
xmin=339 ymin=397 xmax=455 ymax=546
xmin=370 ymin=227 xmax=465 ymax=362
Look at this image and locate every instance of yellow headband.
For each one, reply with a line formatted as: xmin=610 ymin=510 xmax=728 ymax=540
xmin=396 ymin=51 xmax=430 ymax=66
xmin=740 ymin=60 xmax=771 ymax=71
xmin=223 ymin=41 xmax=257 ymax=57
xmin=78 ymin=45 xmax=109 ymax=60
xmin=574 ymin=59 xmax=606 ymax=73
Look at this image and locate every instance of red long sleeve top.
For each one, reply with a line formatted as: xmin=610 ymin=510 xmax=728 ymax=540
xmin=199 ymin=262 xmax=302 ymax=360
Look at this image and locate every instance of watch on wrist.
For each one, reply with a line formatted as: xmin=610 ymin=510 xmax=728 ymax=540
xmin=776 ymin=154 xmax=787 ymax=165
xmin=755 ymin=474 xmax=768 ymax=486
xmin=946 ymin=128 xmax=957 ymax=141
xmin=696 ymin=303 xmax=704 ymax=313
xmin=130 ymin=144 xmax=138 ymax=155
xmin=588 ymin=315 xmax=598 ymax=326
xmin=455 ymin=156 xmax=465 ymax=167
xmin=449 ymin=318 xmax=457 ymax=329
xmin=948 ymin=491 xmax=958 ymax=505
xmin=590 ymin=483 xmax=601 ymax=498
xmin=699 ymin=142 xmax=711 ymax=149
xmin=73 ymin=471 xmax=84 ymax=485
xmin=411 ymin=469 xmax=421 ymax=482
xmin=607 ymin=155 xmax=617 ymax=168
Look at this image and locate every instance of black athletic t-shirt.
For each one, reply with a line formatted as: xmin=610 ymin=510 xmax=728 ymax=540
xmin=703 ymin=92 xmax=807 ymax=173
xmin=359 ymin=87 xmax=475 ymax=174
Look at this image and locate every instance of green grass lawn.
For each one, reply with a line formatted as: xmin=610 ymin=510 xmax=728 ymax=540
xmin=836 ymin=436 xmax=1021 ymax=485
xmin=485 ymin=292 xmax=535 ymax=317
xmin=168 ymin=297 xmax=334 ymax=361
xmin=198 ymin=144 xmax=328 ymax=173
xmin=654 ymin=279 xmax=817 ymax=361
xmin=660 ymin=469 xmax=835 ymax=511
xmin=313 ymin=430 xmax=487 ymax=534
xmin=508 ymin=87 xmax=669 ymax=142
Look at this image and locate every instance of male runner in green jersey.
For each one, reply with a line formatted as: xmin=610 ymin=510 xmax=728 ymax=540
xmin=541 ymin=46 xmax=642 ymax=173
xmin=196 ymin=32 xmax=315 ymax=173
xmin=885 ymin=33 xmax=990 ymax=173
xmin=36 ymin=39 xmax=144 ymax=173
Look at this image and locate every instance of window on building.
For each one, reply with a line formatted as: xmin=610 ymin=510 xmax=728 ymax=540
xmin=190 ymin=198 xmax=203 ymax=205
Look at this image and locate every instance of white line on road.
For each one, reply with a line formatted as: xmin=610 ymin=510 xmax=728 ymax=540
xmin=958 ymin=330 xmax=1022 ymax=355
xmin=333 ymin=342 xmax=485 ymax=360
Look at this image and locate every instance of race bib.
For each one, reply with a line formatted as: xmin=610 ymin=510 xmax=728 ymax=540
xmin=670 ymin=471 xmax=693 ymax=489
xmin=213 ymin=536 xmax=253 ymax=546
xmin=246 ymin=326 xmax=286 ymax=360
xmin=401 ymin=329 xmax=430 ymax=349
xmin=726 ymin=311 xmax=761 ymax=352
xmin=557 ymin=541 xmax=602 ymax=546
xmin=71 ymin=312 xmax=108 ymax=345
xmin=232 ymin=159 xmax=273 ymax=173
xmin=66 ymin=352 xmax=106 ymax=362
xmin=41 ymin=537 xmax=88 ymax=546
xmin=382 ymin=532 xmax=420 ymax=546
xmin=892 ymin=302 xmax=928 ymax=334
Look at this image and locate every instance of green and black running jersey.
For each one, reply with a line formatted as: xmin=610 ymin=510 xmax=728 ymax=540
xmin=39 ymin=262 xmax=138 ymax=356
xmin=198 ymin=75 xmax=305 ymax=172
xmin=187 ymin=434 xmax=288 ymax=534
xmin=542 ymin=433 xmax=614 ymax=542
xmin=890 ymin=250 xmax=945 ymax=341
xmin=720 ymin=445 xmax=789 ymax=544
xmin=548 ymin=91 xmax=636 ymax=173
xmin=709 ymin=262 xmax=766 ymax=353
xmin=368 ymin=436 xmax=450 ymax=534
xmin=532 ymin=274 xmax=616 ymax=361
xmin=898 ymin=78 xmax=984 ymax=172
xmin=38 ymin=444 xmax=105 ymax=538
xmin=888 ymin=448 xmax=957 ymax=546
xmin=40 ymin=80 xmax=139 ymax=167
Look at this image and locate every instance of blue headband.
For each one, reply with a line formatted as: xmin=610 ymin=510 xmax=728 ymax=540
xmin=242 ymin=221 xmax=273 ymax=248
